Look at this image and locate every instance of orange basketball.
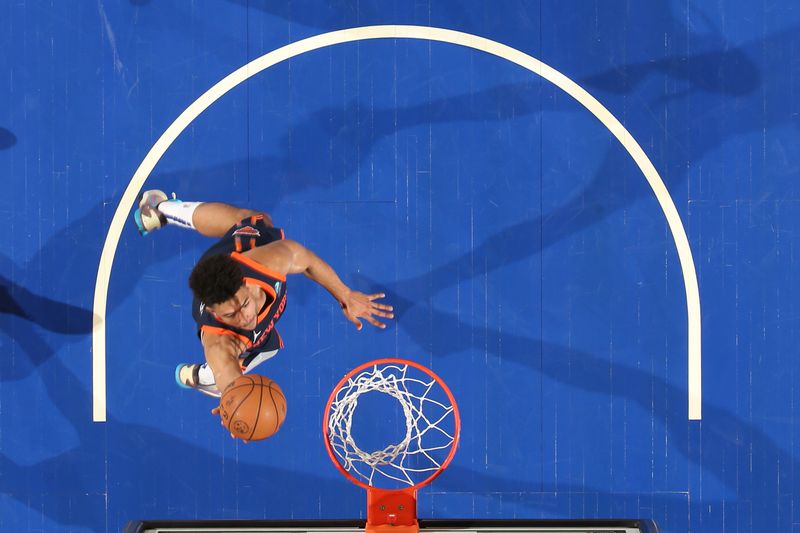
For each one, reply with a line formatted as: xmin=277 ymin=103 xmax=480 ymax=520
xmin=219 ymin=374 xmax=287 ymax=441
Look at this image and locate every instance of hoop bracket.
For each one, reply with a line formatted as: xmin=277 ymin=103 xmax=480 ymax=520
xmin=367 ymin=488 xmax=418 ymax=533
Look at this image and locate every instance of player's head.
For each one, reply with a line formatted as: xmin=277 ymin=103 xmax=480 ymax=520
xmin=189 ymin=254 xmax=258 ymax=330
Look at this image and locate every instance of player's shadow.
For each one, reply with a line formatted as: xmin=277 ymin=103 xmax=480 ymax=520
xmin=550 ymin=1 xmax=763 ymax=101
xmin=578 ymin=5 xmax=762 ymax=100
xmin=339 ymin=22 xmax=797 ymax=511
xmin=373 ymin=31 xmax=799 ymax=306
xmin=146 ymin=82 xmax=548 ymax=311
xmin=148 ymin=10 xmax=791 ymax=223
xmin=362 ymin=142 xmax=659 ymax=312
xmin=151 ymin=16 xmax=784 ymax=288
xmin=2 ymin=352 xmax=362 ymax=533
xmin=227 ymin=0 xmax=769 ymax=119
xmin=0 ymin=127 xmax=16 ymax=150
xmin=581 ymin=26 xmax=800 ymax=148
xmin=150 ymin=21 xmax=764 ymax=303
xmin=0 ymin=272 xmax=94 ymax=380
xmin=583 ymin=47 xmax=759 ymax=98
xmin=357 ymin=277 xmax=794 ymax=511
xmin=152 ymin=80 xmax=546 ymax=212
xmin=0 ymin=197 xmax=209 ymax=381
xmin=0 ymin=273 xmax=92 ymax=335
xmin=6 ymin=349 xmax=705 ymax=532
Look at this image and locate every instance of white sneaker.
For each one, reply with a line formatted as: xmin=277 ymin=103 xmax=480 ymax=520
xmin=175 ymin=363 xmax=221 ymax=398
xmin=133 ymin=190 xmax=173 ymax=235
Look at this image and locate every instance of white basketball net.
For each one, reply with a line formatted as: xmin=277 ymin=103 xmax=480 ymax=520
xmin=326 ymin=363 xmax=457 ymax=488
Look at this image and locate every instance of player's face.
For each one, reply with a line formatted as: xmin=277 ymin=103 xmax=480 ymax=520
xmin=210 ymin=286 xmax=258 ymax=330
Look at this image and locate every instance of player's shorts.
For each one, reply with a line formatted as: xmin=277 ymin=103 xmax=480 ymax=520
xmin=199 ymin=214 xmax=285 ymax=261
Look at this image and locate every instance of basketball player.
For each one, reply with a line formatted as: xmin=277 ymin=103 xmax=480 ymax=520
xmin=133 ymin=190 xmax=393 ymax=400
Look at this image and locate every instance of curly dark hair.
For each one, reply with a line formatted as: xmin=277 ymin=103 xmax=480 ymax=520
xmin=189 ymin=254 xmax=244 ymax=306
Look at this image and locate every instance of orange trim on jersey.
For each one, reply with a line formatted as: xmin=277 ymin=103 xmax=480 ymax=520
xmin=200 ymin=325 xmax=252 ymax=348
xmin=244 ymin=276 xmax=277 ymax=323
xmin=249 ymin=237 xmax=256 ymax=250
xmin=276 ymin=329 xmax=284 ymax=349
xmin=230 ymin=252 xmax=287 ymax=282
xmin=235 ymin=236 xmax=242 ymax=252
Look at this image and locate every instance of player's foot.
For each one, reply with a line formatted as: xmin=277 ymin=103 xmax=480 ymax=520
xmin=175 ymin=363 xmax=221 ymax=398
xmin=134 ymin=190 xmax=177 ymax=235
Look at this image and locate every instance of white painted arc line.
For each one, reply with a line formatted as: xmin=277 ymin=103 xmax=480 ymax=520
xmin=92 ymin=25 xmax=702 ymax=422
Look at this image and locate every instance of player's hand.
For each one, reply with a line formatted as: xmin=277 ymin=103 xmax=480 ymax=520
xmin=211 ymin=406 xmax=249 ymax=443
xmin=340 ymin=291 xmax=394 ymax=330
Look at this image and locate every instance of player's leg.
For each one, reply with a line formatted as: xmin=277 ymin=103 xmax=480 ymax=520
xmin=175 ymin=362 xmax=223 ymax=398
xmin=134 ymin=190 xmax=272 ymax=237
xmin=175 ymin=349 xmax=278 ymax=397
xmin=185 ymin=203 xmax=271 ymax=238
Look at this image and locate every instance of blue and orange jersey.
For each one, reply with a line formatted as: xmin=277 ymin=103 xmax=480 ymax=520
xmin=191 ymin=215 xmax=288 ymax=362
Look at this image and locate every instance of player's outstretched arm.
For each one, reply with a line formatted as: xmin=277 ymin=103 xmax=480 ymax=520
xmin=201 ymin=332 xmax=245 ymax=395
xmin=203 ymin=333 xmax=251 ymax=441
xmin=245 ymin=240 xmax=394 ymax=330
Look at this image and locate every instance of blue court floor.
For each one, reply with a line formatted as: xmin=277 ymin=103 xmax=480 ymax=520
xmin=2 ymin=2 xmax=800 ymax=532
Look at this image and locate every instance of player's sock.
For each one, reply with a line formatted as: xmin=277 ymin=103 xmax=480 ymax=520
xmin=157 ymin=200 xmax=202 ymax=230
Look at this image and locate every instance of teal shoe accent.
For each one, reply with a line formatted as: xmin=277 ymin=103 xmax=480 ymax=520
xmin=175 ymin=364 xmax=191 ymax=389
xmin=133 ymin=208 xmax=149 ymax=236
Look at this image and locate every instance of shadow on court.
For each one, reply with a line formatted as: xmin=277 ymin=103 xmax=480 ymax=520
xmin=151 ymin=80 xmax=546 ymax=212
xmin=0 ymin=127 xmax=16 ymax=150
xmin=0 ymin=196 xmax=210 ymax=381
xmin=0 ymin=352 xmax=353 ymax=532
xmin=581 ymin=26 xmax=798 ymax=142
xmin=0 ymin=346 xmax=728 ymax=532
xmin=0 ymin=272 xmax=94 ymax=380
xmin=348 ymin=274 xmax=789 ymax=530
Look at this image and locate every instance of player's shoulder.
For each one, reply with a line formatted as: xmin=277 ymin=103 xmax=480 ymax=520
xmin=239 ymin=239 xmax=298 ymax=274
xmin=243 ymin=238 xmax=292 ymax=256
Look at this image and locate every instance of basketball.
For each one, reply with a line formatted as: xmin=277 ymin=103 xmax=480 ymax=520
xmin=219 ymin=374 xmax=287 ymax=441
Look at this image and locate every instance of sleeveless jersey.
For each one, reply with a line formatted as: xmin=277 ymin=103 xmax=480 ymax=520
xmin=192 ymin=216 xmax=288 ymax=362
xmin=192 ymin=252 xmax=288 ymax=363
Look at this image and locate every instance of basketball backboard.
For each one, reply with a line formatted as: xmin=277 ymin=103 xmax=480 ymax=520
xmin=123 ymin=518 xmax=660 ymax=533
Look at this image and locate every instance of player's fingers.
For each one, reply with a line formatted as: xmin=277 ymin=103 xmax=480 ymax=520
xmin=373 ymin=303 xmax=393 ymax=311
xmin=368 ymin=293 xmax=386 ymax=301
xmin=211 ymin=406 xmax=220 ymax=415
xmin=374 ymin=310 xmax=394 ymax=319
xmin=366 ymin=316 xmax=386 ymax=329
